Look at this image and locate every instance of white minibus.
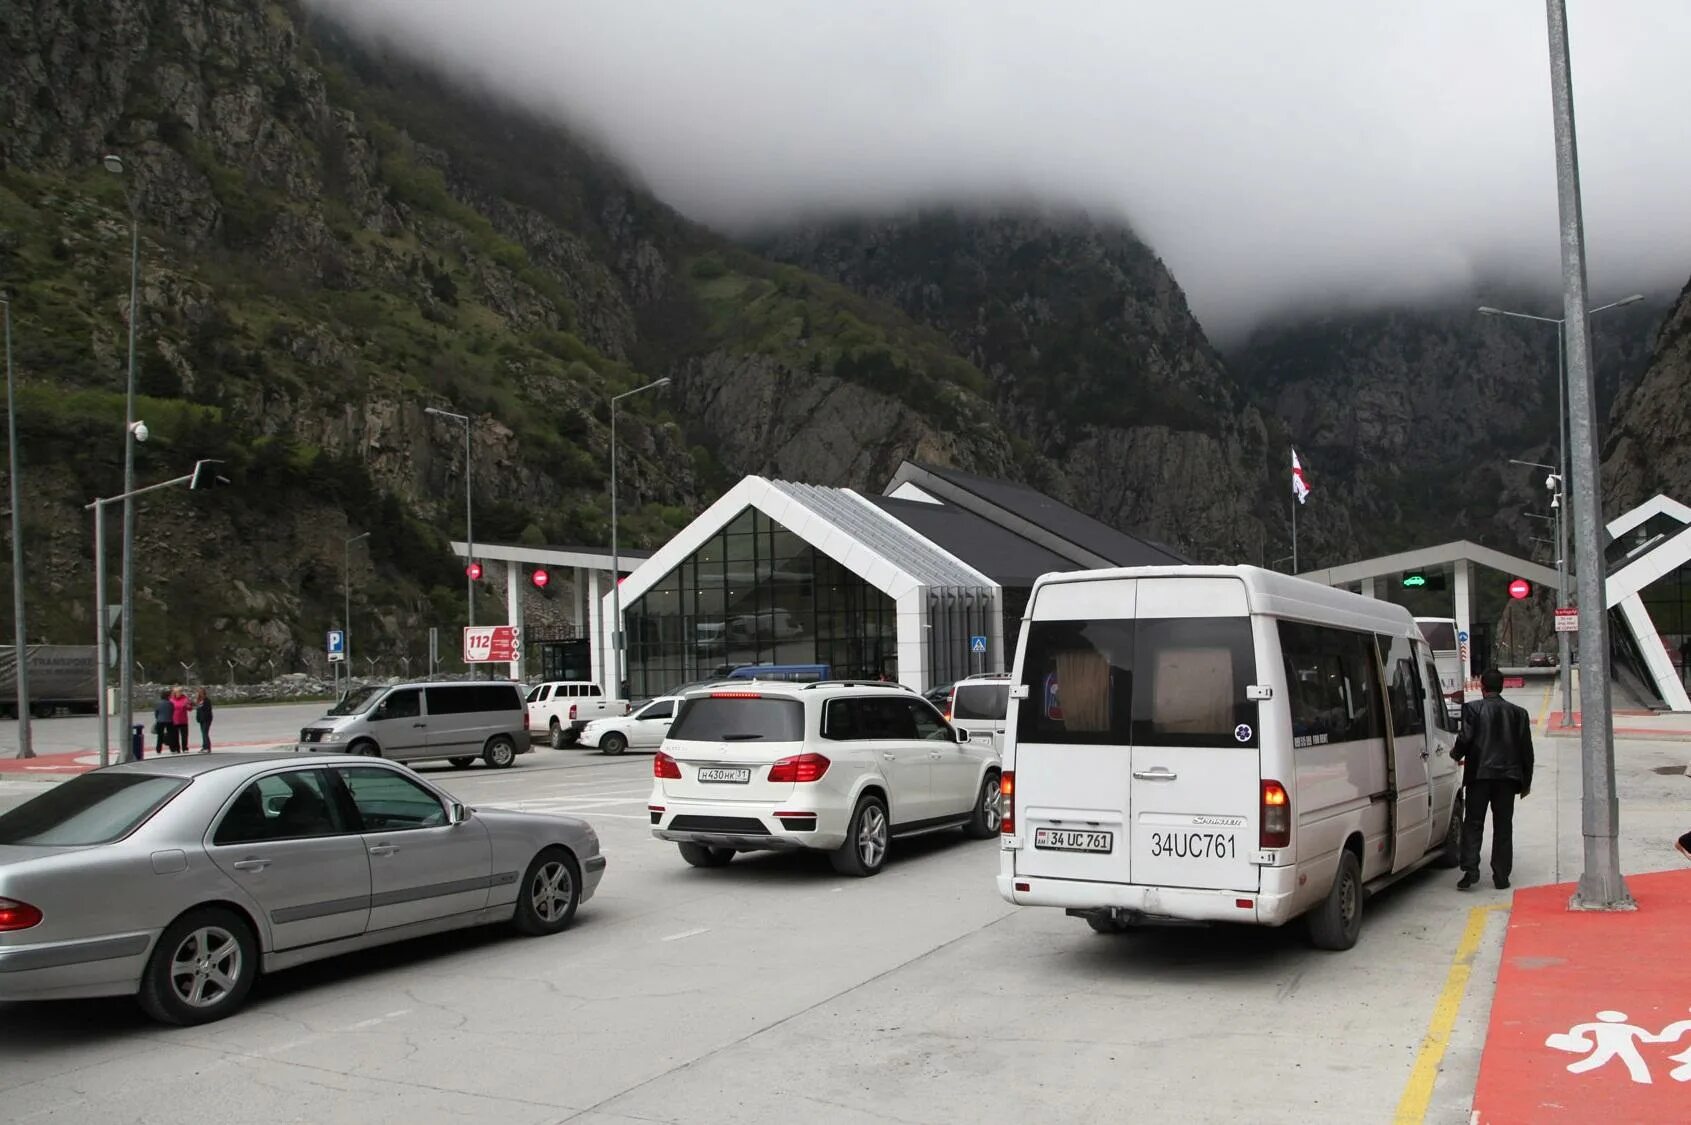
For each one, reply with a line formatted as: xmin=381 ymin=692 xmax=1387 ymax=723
xmin=997 ymin=566 xmax=1462 ymax=949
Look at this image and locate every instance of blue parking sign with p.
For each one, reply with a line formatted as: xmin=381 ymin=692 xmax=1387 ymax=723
xmin=969 ymin=635 xmax=988 ymax=654
xmin=327 ymin=630 xmax=346 ymax=654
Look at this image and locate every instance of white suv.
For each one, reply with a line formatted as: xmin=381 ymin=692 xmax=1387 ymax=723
xmin=648 ymin=682 xmax=1002 ymax=876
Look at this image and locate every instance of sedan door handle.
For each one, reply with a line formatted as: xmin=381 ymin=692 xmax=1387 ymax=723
xmin=882 ymin=752 xmax=897 ymax=761
xmin=368 ymin=844 xmax=399 ymax=857
xmin=1132 ymin=768 xmax=1178 ymax=781
xmin=231 ymin=858 xmax=271 ymax=872
xmin=412 ymin=722 xmax=428 ymax=728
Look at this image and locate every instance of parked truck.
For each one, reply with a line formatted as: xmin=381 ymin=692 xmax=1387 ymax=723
xmin=525 ymin=681 xmax=631 ymax=747
xmin=0 ymin=645 xmax=100 ymax=718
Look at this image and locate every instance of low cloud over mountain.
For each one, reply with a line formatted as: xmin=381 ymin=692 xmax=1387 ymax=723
xmin=315 ymin=0 xmax=1691 ymax=336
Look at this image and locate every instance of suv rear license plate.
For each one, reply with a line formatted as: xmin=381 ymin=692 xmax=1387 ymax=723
xmin=697 ymin=767 xmax=752 ymax=784
xmin=1034 ymin=828 xmax=1113 ymax=853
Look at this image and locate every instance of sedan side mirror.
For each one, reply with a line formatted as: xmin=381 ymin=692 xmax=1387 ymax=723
xmin=448 ymin=802 xmax=471 ymax=825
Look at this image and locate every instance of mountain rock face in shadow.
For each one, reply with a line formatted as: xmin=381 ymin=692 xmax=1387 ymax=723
xmin=760 ymin=210 xmax=1275 ymax=563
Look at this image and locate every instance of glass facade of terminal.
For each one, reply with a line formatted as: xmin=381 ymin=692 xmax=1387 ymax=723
xmin=623 ymin=509 xmax=897 ymax=698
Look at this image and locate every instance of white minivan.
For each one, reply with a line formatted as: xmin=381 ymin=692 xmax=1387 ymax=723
xmin=997 ymin=566 xmax=1462 ymax=950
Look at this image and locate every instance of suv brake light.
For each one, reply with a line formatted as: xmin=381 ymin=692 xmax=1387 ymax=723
xmin=1001 ymin=770 xmax=1015 ymax=835
xmin=569 ymin=703 xmax=578 ymax=720
xmin=654 ymin=751 xmax=682 ymax=780
xmin=711 ymin=691 xmax=763 ymax=699
xmin=1261 ymin=780 xmax=1291 ymax=848
xmin=767 ymin=752 xmax=829 ymax=783
xmin=0 ymin=897 xmax=43 ymax=932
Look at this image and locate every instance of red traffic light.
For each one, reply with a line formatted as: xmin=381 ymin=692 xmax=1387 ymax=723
xmin=532 ymin=568 xmax=550 ymax=589
xmin=466 ymin=561 xmax=483 ymax=581
xmin=1508 ymin=578 xmax=1531 ymax=600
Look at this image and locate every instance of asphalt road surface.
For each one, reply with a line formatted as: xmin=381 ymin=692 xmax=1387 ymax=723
xmin=0 ymin=700 xmax=329 ymax=759
xmin=7 ymin=692 xmax=1681 ymax=1123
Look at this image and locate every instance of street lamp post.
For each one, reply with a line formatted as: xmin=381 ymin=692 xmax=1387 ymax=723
xmin=87 ymin=459 xmax=228 ymax=766
xmin=2 ymin=299 xmax=31 ymax=758
xmin=344 ymin=531 xmax=370 ymax=694
xmin=1480 ymin=294 xmax=1643 ymax=728
xmin=607 ymin=377 xmax=671 ymax=697
xmin=1544 ymin=0 xmax=1630 ymax=912
xmin=424 ymin=407 xmax=474 ymax=676
xmin=102 ymin=154 xmax=142 ymax=747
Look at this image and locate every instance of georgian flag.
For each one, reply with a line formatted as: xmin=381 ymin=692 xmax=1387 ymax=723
xmin=1292 ymin=450 xmax=1311 ymax=505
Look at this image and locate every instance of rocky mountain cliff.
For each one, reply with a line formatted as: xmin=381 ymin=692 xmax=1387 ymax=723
xmin=1226 ymin=297 xmax=1668 ymax=571
xmin=759 ymin=211 xmax=1275 ymax=562
xmin=1604 ymin=278 xmax=1691 ymax=515
xmin=0 ymin=0 xmax=1257 ymax=673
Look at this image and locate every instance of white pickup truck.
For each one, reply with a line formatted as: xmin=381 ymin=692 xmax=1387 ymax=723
xmin=525 ymin=681 xmax=631 ymax=747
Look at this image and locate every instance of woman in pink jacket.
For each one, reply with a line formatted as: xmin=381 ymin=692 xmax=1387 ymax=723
xmin=170 ymin=687 xmax=192 ymax=755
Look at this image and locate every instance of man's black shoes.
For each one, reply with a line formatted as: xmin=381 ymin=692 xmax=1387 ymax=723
xmin=1494 ymin=877 xmax=1511 ymax=890
xmin=1457 ymin=872 xmax=1479 ymax=890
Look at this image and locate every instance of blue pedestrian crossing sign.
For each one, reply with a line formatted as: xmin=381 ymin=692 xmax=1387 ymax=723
xmin=969 ymin=635 xmax=988 ymax=655
xmin=326 ymin=630 xmax=346 ymax=662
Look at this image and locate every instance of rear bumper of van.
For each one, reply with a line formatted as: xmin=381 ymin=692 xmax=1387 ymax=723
xmin=997 ymin=867 xmax=1300 ymax=927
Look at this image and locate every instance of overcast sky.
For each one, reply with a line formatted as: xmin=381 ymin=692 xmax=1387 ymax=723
xmin=315 ymin=1 xmax=1691 ymax=337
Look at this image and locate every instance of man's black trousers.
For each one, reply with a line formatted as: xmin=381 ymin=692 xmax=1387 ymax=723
xmin=1460 ymin=778 xmax=1518 ymax=880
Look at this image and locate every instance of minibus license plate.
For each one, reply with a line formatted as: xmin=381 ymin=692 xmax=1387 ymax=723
xmin=1034 ymin=828 xmax=1113 ymax=853
xmin=697 ymin=767 xmax=751 ymax=784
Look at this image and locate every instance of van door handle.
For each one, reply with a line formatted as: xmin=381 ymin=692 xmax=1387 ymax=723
xmin=231 ymin=858 xmax=271 ymax=872
xmin=1132 ymin=768 xmax=1178 ymax=781
xmin=369 ymin=844 xmax=398 ymax=857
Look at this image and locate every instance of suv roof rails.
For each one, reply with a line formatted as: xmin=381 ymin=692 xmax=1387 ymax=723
xmin=801 ymin=679 xmax=914 ymax=691
xmin=957 ymin=672 xmax=1012 ymax=681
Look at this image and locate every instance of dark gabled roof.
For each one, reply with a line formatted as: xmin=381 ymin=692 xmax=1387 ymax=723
xmin=897 ymin=462 xmax=1190 ymax=568
xmin=862 ymin=495 xmax=1078 ymax=587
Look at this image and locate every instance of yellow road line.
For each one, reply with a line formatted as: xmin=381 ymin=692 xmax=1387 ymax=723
xmin=1394 ymin=904 xmax=1507 ymax=1124
xmin=1536 ymin=681 xmax=1555 ymax=732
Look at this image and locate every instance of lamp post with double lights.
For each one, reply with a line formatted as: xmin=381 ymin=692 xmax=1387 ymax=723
xmin=1512 ymin=457 xmax=1568 ymax=715
xmin=1483 ymin=294 xmax=1644 ymax=726
xmin=102 ymin=154 xmax=144 ymax=741
xmin=607 ymin=377 xmax=671 ymax=696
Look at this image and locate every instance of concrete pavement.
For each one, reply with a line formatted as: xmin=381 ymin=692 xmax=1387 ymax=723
xmin=0 ymin=689 xmax=1686 ymax=1122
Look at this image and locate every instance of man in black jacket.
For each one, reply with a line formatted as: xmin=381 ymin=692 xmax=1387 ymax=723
xmin=1452 ymin=668 xmax=1535 ymax=890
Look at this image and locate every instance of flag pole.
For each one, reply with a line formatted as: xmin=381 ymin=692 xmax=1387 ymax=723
xmin=1290 ymin=446 xmax=1298 ymax=574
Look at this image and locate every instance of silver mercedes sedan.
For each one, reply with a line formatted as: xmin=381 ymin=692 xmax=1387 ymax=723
xmin=0 ymin=753 xmax=606 ymax=1025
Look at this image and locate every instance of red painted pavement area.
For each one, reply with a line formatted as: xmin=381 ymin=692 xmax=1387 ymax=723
xmin=1547 ymin=713 xmax=1691 ymax=738
xmin=1472 ymin=869 xmax=1691 ymax=1123
xmin=0 ymin=739 xmax=287 ymax=775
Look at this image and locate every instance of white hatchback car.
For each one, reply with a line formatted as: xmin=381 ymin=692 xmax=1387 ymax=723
xmin=648 ymin=682 xmax=1002 ymax=876
xmin=580 ymin=696 xmax=682 ymax=755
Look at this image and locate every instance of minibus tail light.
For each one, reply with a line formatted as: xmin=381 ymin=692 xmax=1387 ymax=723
xmin=1001 ymin=770 xmax=1015 ymax=835
xmin=1261 ymin=780 xmax=1291 ymax=848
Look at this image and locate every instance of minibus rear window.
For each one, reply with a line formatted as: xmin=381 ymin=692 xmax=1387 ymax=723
xmin=1017 ymin=618 xmax=1257 ymax=747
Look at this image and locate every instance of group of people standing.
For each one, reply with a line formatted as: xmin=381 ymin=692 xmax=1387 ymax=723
xmin=152 ymin=686 xmax=213 ymax=754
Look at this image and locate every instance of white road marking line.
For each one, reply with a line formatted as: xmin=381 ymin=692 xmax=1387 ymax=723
xmin=343 ymin=1008 xmax=413 ymax=1032
xmin=660 ymin=927 xmax=710 ymax=942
